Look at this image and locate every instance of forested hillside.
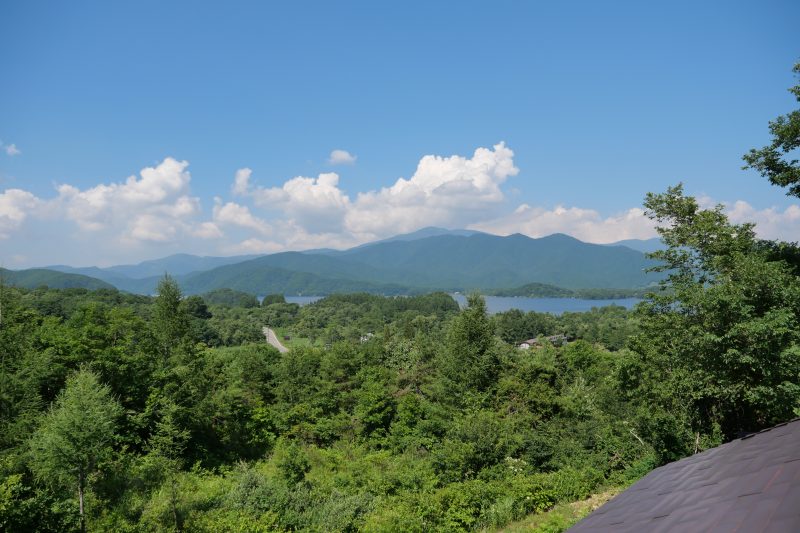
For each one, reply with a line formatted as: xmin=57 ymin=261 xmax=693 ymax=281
xmin=181 ymin=232 xmax=659 ymax=295
xmin=487 ymin=283 xmax=651 ymax=299
xmin=44 ymin=231 xmax=662 ymax=296
xmin=0 ymin=267 xmax=115 ymax=290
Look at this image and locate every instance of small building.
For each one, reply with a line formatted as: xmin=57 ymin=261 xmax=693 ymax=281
xmin=518 ymin=338 xmax=539 ymax=350
xmin=518 ymin=334 xmax=569 ymax=350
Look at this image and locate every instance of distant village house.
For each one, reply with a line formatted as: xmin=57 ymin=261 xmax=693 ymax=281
xmin=518 ymin=334 xmax=568 ymax=349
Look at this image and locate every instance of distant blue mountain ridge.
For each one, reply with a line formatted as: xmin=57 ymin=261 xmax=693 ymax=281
xmin=31 ymin=227 xmax=664 ymax=295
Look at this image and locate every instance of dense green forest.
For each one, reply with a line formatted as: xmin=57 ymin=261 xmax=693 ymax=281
xmin=2 ymin=67 xmax=799 ymax=530
xmin=0 ymin=280 xmax=651 ymax=532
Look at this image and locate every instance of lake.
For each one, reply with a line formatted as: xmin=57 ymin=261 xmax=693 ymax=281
xmin=276 ymin=294 xmax=641 ymax=315
xmin=285 ymin=296 xmax=324 ymax=306
xmin=450 ymin=294 xmax=642 ymax=315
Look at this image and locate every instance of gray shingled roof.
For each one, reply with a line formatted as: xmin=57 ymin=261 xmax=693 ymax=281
xmin=569 ymin=418 xmax=800 ymax=532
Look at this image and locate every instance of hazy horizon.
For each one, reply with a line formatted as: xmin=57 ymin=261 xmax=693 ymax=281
xmin=15 ymin=228 xmax=663 ymax=270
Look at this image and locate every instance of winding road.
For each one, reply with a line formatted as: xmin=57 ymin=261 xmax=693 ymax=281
xmin=263 ymin=327 xmax=289 ymax=353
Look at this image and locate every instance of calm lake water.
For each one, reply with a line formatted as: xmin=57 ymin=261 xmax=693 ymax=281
xmin=451 ymin=294 xmax=642 ymax=315
xmin=275 ymin=294 xmax=641 ymax=315
xmin=284 ymin=296 xmax=324 ymax=306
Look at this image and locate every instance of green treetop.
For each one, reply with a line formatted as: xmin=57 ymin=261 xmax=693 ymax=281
xmin=152 ymin=274 xmax=190 ymax=364
xmin=626 ymin=185 xmax=800 ymax=462
xmin=743 ymin=62 xmax=800 ymax=197
xmin=440 ymin=293 xmax=499 ymax=393
xmin=29 ymin=367 xmax=122 ymax=532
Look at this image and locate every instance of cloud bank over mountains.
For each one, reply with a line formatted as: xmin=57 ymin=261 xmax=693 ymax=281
xmin=0 ymin=143 xmax=797 ymax=267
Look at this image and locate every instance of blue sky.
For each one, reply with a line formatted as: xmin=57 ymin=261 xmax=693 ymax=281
xmin=1 ymin=0 xmax=798 ymax=267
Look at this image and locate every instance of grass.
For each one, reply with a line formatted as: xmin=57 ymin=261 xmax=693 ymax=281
xmin=494 ymin=486 xmax=622 ymax=533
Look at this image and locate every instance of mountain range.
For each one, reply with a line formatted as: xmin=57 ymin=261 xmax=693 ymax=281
xmin=7 ymin=228 xmax=663 ymax=295
xmin=603 ymin=237 xmax=664 ymax=254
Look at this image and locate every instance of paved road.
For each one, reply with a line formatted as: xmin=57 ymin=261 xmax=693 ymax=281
xmin=263 ymin=327 xmax=289 ymax=353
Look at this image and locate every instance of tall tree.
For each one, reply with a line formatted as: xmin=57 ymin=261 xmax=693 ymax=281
xmin=743 ymin=62 xmax=800 ymax=197
xmin=440 ymin=294 xmax=499 ymax=393
xmin=147 ymin=400 xmax=190 ymax=532
xmin=627 ymin=185 xmax=800 ymax=460
xmin=29 ymin=368 xmax=122 ymax=532
xmin=152 ymin=274 xmax=189 ymax=364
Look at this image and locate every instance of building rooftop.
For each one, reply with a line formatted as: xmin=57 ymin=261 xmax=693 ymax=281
xmin=569 ymin=418 xmax=800 ymax=532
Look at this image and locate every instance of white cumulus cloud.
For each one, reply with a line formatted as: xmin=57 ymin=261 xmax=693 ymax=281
xmin=345 ymin=142 xmax=518 ymax=236
xmin=724 ymin=201 xmax=800 ymax=242
xmin=251 ymin=172 xmax=352 ymax=233
xmin=192 ymin=221 xmax=224 ymax=239
xmin=53 ymin=157 xmax=199 ymax=242
xmin=129 ymin=213 xmax=180 ymax=242
xmin=0 ymin=189 xmax=41 ymax=239
xmin=232 ymin=168 xmax=252 ymax=196
xmin=328 ymin=149 xmax=357 ymax=165
xmin=236 ymin=142 xmax=519 ymax=240
xmin=213 ymin=200 xmax=272 ymax=235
